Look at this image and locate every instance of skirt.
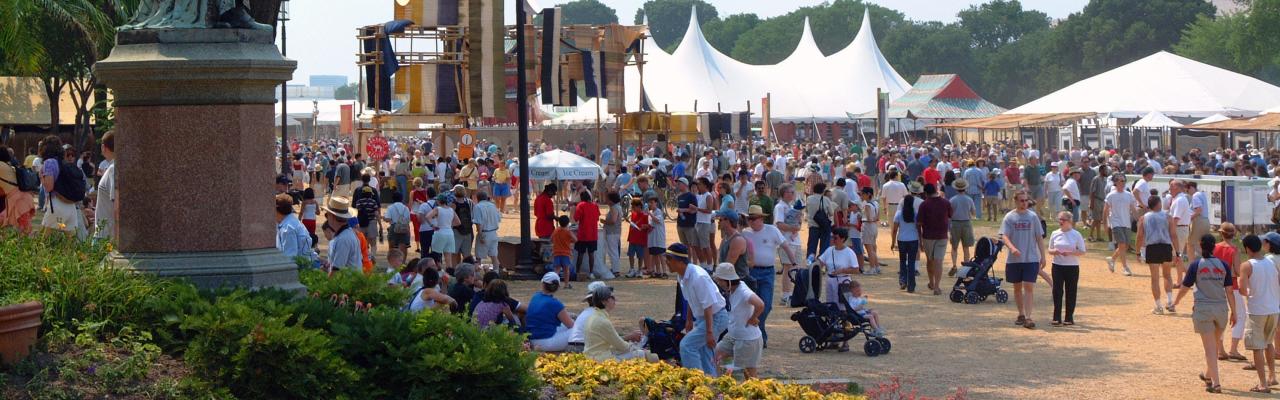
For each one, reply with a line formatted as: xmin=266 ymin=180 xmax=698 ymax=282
xmin=493 ymin=183 xmax=511 ymax=197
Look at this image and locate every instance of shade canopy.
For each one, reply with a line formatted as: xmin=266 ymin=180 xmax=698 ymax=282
xmin=853 ymin=74 xmax=1005 ymax=120
xmin=1007 ymin=51 xmax=1280 ymax=118
xmin=528 ymin=149 xmax=603 ymax=180
xmin=1192 ymin=113 xmax=1231 ymax=125
xmin=1131 ymin=111 xmax=1182 ymax=128
xmin=626 ymin=8 xmax=910 ymax=120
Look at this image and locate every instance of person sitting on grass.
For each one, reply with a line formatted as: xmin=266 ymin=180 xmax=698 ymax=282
xmin=527 ymin=272 xmax=575 ymax=352
xmin=840 ymin=280 xmax=884 ymax=337
xmin=407 ymin=267 xmax=456 ymax=313
xmin=551 ymin=215 xmax=576 ymax=289
xmin=388 ymin=257 xmax=423 ymax=292
xmin=474 ymin=279 xmax=520 ymax=330
xmin=582 ymin=282 xmax=657 ymax=363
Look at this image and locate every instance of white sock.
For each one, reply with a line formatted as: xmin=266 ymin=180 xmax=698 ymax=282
xmin=1166 ymin=292 xmax=1173 ymax=304
xmin=1155 ymin=300 xmax=1163 ymax=308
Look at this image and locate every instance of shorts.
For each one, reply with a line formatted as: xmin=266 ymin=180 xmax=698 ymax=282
xmin=627 ymin=244 xmax=646 ymax=258
xmin=493 ymin=183 xmax=511 ymax=197
xmin=1110 ymin=227 xmax=1132 ymax=246
xmin=575 ymin=240 xmax=598 ymax=253
xmin=861 ymin=223 xmax=879 ymax=244
xmin=42 ymin=197 xmax=87 ymax=239
xmin=715 ymin=335 xmax=763 ymax=369
xmin=778 ymin=243 xmax=802 ymax=265
xmin=552 ymin=255 xmax=572 ymax=268
xmin=1005 ymin=262 xmax=1040 ymax=284
xmin=475 ymin=231 xmax=498 ymax=258
xmin=920 ymin=238 xmax=947 ymax=261
xmin=1175 ymin=225 xmax=1190 ymax=249
xmin=1144 ymin=243 xmax=1173 ymax=264
xmin=1192 ymin=304 xmax=1229 ymax=334
xmin=678 ymin=226 xmax=699 ymax=247
xmin=1029 ymin=184 xmax=1045 ymax=200
xmin=1244 ymin=313 xmax=1279 ymax=350
xmin=948 ymin=220 xmax=975 ymax=247
xmin=455 ymin=233 xmax=474 ymax=255
xmin=430 ymin=232 xmax=457 ymax=253
xmin=694 ymin=223 xmax=714 ymax=247
xmin=388 ymin=232 xmax=411 ymax=247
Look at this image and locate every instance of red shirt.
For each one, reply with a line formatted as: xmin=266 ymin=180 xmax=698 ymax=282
xmin=857 ymin=174 xmax=872 ymax=192
xmin=534 ymin=194 xmax=555 ymax=238
xmin=573 ymin=201 xmax=601 ymax=241
xmin=627 ymin=210 xmax=649 ymax=246
xmin=1213 ymin=242 xmax=1239 ymax=287
xmin=917 ymin=196 xmax=953 ymax=240
xmin=1005 ymin=166 xmax=1021 ymax=185
xmin=922 ymin=167 xmax=942 ymax=186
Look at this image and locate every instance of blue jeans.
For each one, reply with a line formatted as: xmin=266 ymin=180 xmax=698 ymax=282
xmin=806 ymin=227 xmax=831 ymax=258
xmin=968 ymin=193 xmax=983 ymax=219
xmin=680 ymin=308 xmax=730 ymax=377
xmin=850 ymin=238 xmax=864 ymax=261
xmin=748 ymin=266 xmax=775 ymax=346
xmin=898 ymin=240 xmax=919 ymax=292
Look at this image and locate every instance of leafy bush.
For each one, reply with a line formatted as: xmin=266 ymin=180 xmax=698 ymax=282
xmin=298 ymin=268 xmax=410 ymax=310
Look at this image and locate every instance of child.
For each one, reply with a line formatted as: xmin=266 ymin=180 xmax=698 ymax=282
xmin=551 ymin=215 xmax=576 ymax=289
xmin=840 ymin=280 xmax=884 ymax=337
xmin=646 ymin=196 xmax=668 ymax=278
xmin=301 ymin=188 xmax=318 ymax=247
xmin=626 ymin=198 xmax=649 ymax=278
xmin=388 ymin=257 xmax=424 ymax=293
xmin=385 ymin=249 xmax=405 ymax=274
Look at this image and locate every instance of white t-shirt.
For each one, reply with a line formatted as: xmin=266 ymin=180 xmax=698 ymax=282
xmin=1045 ymin=172 xmax=1062 ymax=193
xmin=818 ymin=246 xmax=859 ymax=275
xmin=1049 ymin=229 xmax=1086 ymax=266
xmin=741 ymin=224 xmax=786 ymax=266
xmin=726 ymin=283 xmax=761 ymax=340
xmin=695 ymin=192 xmax=713 ymax=224
xmin=94 ymin=163 xmax=115 ymax=239
xmin=773 ymin=202 xmax=801 ymax=246
xmin=568 ymin=307 xmax=597 ymax=344
xmin=678 ymin=264 xmax=726 ymax=315
xmin=1104 ymin=189 xmax=1135 ymax=228
xmin=414 ymin=201 xmax=437 ymax=232
xmin=881 ymin=181 xmax=907 ymax=205
xmin=1134 ymin=179 xmax=1152 ymax=207
xmin=1062 ymin=178 xmax=1080 ymax=201
xmin=1169 ymin=194 xmax=1191 ymax=225
xmin=386 ymin=202 xmax=411 ymax=225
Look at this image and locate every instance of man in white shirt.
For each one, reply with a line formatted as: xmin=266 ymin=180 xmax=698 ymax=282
xmin=275 ymin=194 xmax=313 ymax=259
xmin=665 ymin=243 xmax=730 ymax=377
xmin=382 ymin=191 xmax=413 ymax=257
xmin=740 ymin=205 xmax=795 ymax=346
xmin=414 ymin=191 xmax=438 ymax=258
xmin=880 ymin=170 xmax=907 ymax=222
xmin=1133 ymin=167 xmax=1155 ymax=215
xmin=1188 ymin=181 xmax=1211 ymax=260
xmin=694 ymin=180 xmax=716 ymax=263
xmin=772 ymin=185 xmax=803 ymax=305
xmin=472 ymin=191 xmax=502 ymax=268
xmin=1103 ymin=175 xmax=1136 ymax=276
xmin=1062 ymin=168 xmax=1082 ymax=222
xmin=1168 ymin=180 xmax=1192 ymax=267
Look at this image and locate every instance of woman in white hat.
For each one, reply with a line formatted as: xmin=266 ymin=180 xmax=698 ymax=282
xmin=582 ymin=282 xmax=657 ymax=363
xmin=711 ymin=263 xmax=764 ymax=379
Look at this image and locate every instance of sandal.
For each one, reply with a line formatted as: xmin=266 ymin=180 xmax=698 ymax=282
xmin=1015 ymin=315 xmax=1026 ymax=326
xmin=1228 ymin=353 xmax=1248 ymax=361
xmin=1199 ymin=373 xmax=1212 ymax=384
xmin=1063 ymin=321 xmax=1075 ymax=326
xmin=1024 ymin=320 xmax=1036 ymax=329
xmin=1218 ymin=354 xmax=1230 ymax=361
xmin=1206 ymin=384 xmax=1221 ymax=394
xmin=1051 ymin=321 xmax=1062 ymax=327
xmin=1250 ymin=386 xmax=1271 ymax=393
xmin=1245 ymin=364 xmax=1258 ymax=371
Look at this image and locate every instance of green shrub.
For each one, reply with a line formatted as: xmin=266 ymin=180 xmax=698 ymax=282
xmin=298 ymin=268 xmax=409 ymax=310
xmin=182 ymin=298 xmax=359 ymax=399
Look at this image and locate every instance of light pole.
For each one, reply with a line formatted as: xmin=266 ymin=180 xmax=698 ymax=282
xmin=515 ymin=1 xmax=533 ymax=266
xmin=278 ymin=0 xmax=290 ymax=173
xmin=312 ymin=99 xmax=319 ymax=141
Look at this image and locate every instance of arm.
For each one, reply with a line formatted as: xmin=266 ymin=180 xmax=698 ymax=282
xmin=451 ymin=212 xmax=461 ymax=227
xmin=746 ymin=293 xmax=764 ymax=326
xmin=890 ymin=221 xmax=900 ymax=251
xmin=1135 ymin=217 xmax=1145 ymax=250
xmin=428 ymin=291 xmax=457 ymax=309
xmin=1238 ymin=261 xmax=1253 ymax=297
xmin=725 ymin=237 xmax=747 ymax=266
xmin=558 ymin=309 xmax=575 ymax=329
xmin=1166 ymin=215 xmax=1179 ymax=254
xmin=702 ymin=305 xmax=716 ymax=349
xmin=1102 ymin=203 xmax=1112 ymax=228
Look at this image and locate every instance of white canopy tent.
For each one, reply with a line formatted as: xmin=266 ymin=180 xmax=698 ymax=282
xmin=542 ymin=98 xmax=616 ymax=125
xmin=527 ymin=149 xmax=603 ymax=181
xmin=273 ymin=99 xmax=357 ymax=123
xmin=1007 ymin=51 xmax=1280 ymax=118
xmin=1264 ymin=105 xmax=1280 ymax=114
xmin=1131 ymin=111 xmax=1182 ymax=128
xmin=625 ymin=8 xmax=910 ymax=120
xmin=1191 ymin=113 xmax=1231 ymax=125
xmin=274 ymin=113 xmax=301 ymax=126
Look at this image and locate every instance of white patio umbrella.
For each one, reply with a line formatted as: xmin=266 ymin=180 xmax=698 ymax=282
xmin=527 ymin=149 xmax=603 ymax=181
xmin=638 ymin=157 xmax=672 ymax=169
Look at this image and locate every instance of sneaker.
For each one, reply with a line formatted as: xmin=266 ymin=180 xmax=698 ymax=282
xmin=1152 ymin=305 xmax=1164 ymax=315
xmin=1105 ymin=257 xmax=1115 ymax=273
xmin=1166 ymin=304 xmax=1176 ymax=314
xmin=1122 ymin=266 xmax=1133 ymax=276
xmin=874 ymin=328 xmax=886 ymax=337
xmin=779 ymin=295 xmax=790 ymax=306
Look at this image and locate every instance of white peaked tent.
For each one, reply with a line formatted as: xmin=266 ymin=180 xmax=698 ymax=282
xmin=1008 ymin=51 xmax=1280 ymax=118
xmin=527 ymin=149 xmax=603 ymax=181
xmin=1131 ymin=111 xmax=1182 ymax=128
xmin=626 ymin=7 xmax=911 ymax=120
xmin=1191 ymin=113 xmax=1231 ymax=125
xmin=1263 ymin=105 xmax=1280 ymax=114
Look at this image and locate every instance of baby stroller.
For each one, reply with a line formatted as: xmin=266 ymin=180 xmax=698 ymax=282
xmin=643 ymin=284 xmax=688 ymax=362
xmin=789 ymin=265 xmax=892 ymax=357
xmin=949 ymin=237 xmax=1009 ymax=305
xmin=787 ymin=263 xmax=824 ymax=308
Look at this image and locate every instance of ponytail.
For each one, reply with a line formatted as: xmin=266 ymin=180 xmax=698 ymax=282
xmin=902 ymin=195 xmax=917 ymax=223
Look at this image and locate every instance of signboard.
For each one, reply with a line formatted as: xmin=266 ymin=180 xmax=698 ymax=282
xmin=366 ymin=135 xmax=389 ymax=161
xmin=527 ymin=167 xmax=602 ymax=181
xmin=1125 ymin=174 xmax=1273 ymax=227
xmin=458 ymin=129 xmax=476 ymax=160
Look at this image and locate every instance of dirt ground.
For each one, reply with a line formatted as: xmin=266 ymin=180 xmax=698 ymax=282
xmin=332 ymin=202 xmax=1268 ymax=399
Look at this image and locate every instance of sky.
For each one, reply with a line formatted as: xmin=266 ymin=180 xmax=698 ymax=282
xmin=285 ymin=0 xmax=1089 ymax=85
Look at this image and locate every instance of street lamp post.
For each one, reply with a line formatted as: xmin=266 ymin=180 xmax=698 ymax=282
xmin=278 ymin=0 xmax=290 ymax=173
xmin=515 ymin=1 xmax=533 ymax=265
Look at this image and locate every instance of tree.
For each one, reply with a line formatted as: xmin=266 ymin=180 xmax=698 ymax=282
xmin=632 ymin=0 xmax=718 ymax=52
xmin=1173 ymin=13 xmax=1245 ymax=72
xmin=558 ymin=0 xmax=618 ymax=25
xmin=702 ymin=13 xmax=759 ymax=54
xmin=957 ymin=0 xmax=1049 ymax=49
xmin=334 ymin=83 xmax=359 ymax=100
xmin=1175 ymin=0 xmax=1280 ymax=84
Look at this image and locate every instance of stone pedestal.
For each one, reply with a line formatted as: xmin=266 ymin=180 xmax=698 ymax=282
xmin=95 ymin=29 xmax=302 ymax=291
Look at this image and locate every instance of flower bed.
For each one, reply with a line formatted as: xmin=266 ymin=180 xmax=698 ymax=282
xmin=536 ymin=353 xmax=864 ymax=400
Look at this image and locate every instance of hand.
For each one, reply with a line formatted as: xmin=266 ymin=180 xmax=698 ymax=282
xmin=747 ymin=316 xmax=759 ymax=327
xmin=1231 ymin=312 xmax=1238 ymax=327
xmin=1010 ymin=248 xmax=1022 ymax=257
xmin=684 ymin=320 xmax=694 ymax=334
xmin=706 ymin=335 xmax=716 ymax=350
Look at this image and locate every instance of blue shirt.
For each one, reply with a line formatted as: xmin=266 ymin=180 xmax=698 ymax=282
xmin=984 ymin=180 xmax=1001 ymax=196
xmin=600 ymin=148 xmax=613 ymax=166
xmin=327 ymin=225 xmax=363 ymax=269
xmin=676 ymin=192 xmax=698 ymax=227
xmin=616 ymin=172 xmax=632 ymax=190
xmin=526 ymin=292 xmax=565 ymax=340
xmin=962 ymin=168 xmax=985 ymax=195
xmin=672 ymin=162 xmax=687 ymax=179
xmin=894 ymin=210 xmax=919 ymax=241
xmin=276 ymin=214 xmax=313 ymax=259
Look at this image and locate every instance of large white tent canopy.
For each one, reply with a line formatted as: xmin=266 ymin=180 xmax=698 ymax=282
xmin=1007 ymin=51 xmax=1280 ymax=118
xmin=624 ymin=8 xmax=910 ymax=120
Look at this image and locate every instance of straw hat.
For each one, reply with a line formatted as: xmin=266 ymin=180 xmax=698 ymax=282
xmin=952 ymin=179 xmax=969 ymax=191
xmin=908 ymin=181 xmax=924 ymax=194
xmin=325 ymin=196 xmax=356 ymax=219
xmin=747 ymin=205 xmax=766 ymax=219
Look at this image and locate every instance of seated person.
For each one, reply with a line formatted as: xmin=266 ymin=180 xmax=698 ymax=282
xmin=473 ymin=279 xmax=519 ymax=329
xmin=387 ymin=257 xmax=424 ymax=292
xmin=840 ymin=280 xmax=884 ymax=337
xmin=582 ymin=282 xmax=657 ymax=362
xmin=527 ymin=272 xmax=575 ymax=351
xmin=407 ymin=268 xmax=456 ymax=312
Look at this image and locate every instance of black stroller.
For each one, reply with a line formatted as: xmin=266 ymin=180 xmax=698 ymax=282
xmin=643 ymin=284 xmax=688 ymax=362
xmin=789 ymin=264 xmax=892 ymax=357
xmin=949 ymin=237 xmax=1009 ymax=305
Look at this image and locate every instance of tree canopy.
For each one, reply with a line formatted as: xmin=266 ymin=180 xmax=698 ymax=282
xmin=557 ymin=0 xmax=619 ymax=25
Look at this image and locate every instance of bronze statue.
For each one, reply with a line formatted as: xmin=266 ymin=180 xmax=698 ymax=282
xmin=122 ymin=0 xmax=271 ymax=30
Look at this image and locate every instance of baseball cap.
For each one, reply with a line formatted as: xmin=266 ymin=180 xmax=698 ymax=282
xmin=677 ymin=177 xmax=690 ymax=186
xmin=1263 ymin=232 xmax=1280 ymax=249
xmin=715 ymin=209 xmax=740 ymax=222
xmin=541 ymin=272 xmax=561 ymax=284
xmin=664 ymin=243 xmax=691 ymax=263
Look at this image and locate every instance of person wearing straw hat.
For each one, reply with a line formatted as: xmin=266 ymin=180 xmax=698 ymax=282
xmin=740 ymin=204 xmax=793 ymax=346
xmin=711 ymin=262 xmax=764 ymax=379
xmin=322 ymin=196 xmax=363 ymax=270
xmin=665 ymin=243 xmax=729 ymax=377
xmin=948 ymin=178 xmax=977 ymax=277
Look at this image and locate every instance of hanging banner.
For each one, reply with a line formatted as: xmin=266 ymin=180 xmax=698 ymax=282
xmin=340 ymin=104 xmax=353 ymax=135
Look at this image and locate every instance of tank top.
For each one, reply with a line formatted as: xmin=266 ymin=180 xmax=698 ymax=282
xmin=1247 ymin=257 xmax=1280 ymax=315
xmin=434 ymin=207 xmax=456 ymax=237
xmin=301 ymin=203 xmax=317 ymax=220
xmin=1141 ymin=211 xmax=1172 ymax=245
xmin=719 ymin=232 xmax=753 ymax=285
xmin=408 ymin=288 xmax=437 ymax=312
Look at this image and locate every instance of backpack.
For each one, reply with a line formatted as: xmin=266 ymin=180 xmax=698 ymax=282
xmin=812 ymin=198 xmax=832 ymax=230
xmin=1 ymin=162 xmax=40 ymax=193
xmin=53 ymin=161 xmax=87 ymax=202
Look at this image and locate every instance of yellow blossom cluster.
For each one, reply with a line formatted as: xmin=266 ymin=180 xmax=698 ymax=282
xmin=536 ymin=353 xmax=864 ymax=400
